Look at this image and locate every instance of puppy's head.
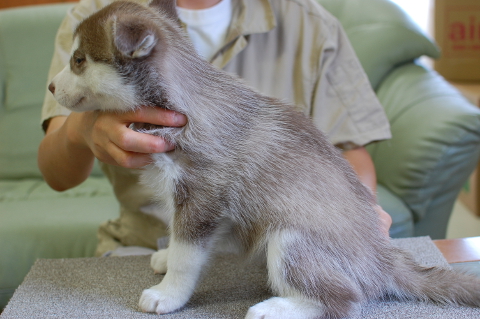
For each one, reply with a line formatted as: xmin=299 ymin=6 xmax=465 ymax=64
xmin=49 ymin=0 xmax=180 ymax=112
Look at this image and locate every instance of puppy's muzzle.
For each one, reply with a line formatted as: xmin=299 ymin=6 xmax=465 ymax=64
xmin=48 ymin=82 xmax=55 ymax=95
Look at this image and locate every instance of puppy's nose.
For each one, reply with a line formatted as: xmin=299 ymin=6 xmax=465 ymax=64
xmin=48 ymin=82 xmax=55 ymax=95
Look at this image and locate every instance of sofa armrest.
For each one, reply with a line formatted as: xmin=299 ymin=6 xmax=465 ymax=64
xmin=367 ymin=63 xmax=480 ymax=237
xmin=318 ymin=0 xmax=439 ymax=90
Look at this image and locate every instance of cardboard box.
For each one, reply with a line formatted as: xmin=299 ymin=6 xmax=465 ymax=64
xmin=450 ymin=81 xmax=480 ymax=106
xmin=459 ymin=166 xmax=480 ymax=216
xmin=454 ymin=81 xmax=480 ymax=215
xmin=434 ymin=0 xmax=480 ymax=81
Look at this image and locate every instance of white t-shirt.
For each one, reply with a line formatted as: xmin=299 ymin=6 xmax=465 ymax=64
xmin=176 ymin=0 xmax=232 ymax=61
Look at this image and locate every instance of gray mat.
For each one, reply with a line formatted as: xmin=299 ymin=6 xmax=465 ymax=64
xmin=2 ymin=237 xmax=480 ymax=318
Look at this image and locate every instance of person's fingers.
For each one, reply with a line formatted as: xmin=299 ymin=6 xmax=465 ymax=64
xmin=375 ymin=205 xmax=392 ymax=238
xmin=124 ymin=107 xmax=187 ymax=127
xmin=101 ymin=140 xmax=153 ymax=168
xmin=110 ymin=125 xmax=174 ymax=154
xmin=76 ymin=108 xmax=181 ymax=168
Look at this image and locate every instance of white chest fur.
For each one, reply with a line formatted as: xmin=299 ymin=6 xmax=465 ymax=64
xmin=139 ymin=152 xmax=183 ymax=226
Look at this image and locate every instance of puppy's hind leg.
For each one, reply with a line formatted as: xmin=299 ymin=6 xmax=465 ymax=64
xmin=246 ymin=229 xmax=362 ymax=319
xmin=150 ymin=248 xmax=169 ymax=274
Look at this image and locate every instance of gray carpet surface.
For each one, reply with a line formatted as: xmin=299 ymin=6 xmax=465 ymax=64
xmin=2 ymin=236 xmax=480 ymax=318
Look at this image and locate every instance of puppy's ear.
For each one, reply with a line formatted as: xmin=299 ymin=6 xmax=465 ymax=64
xmin=113 ymin=16 xmax=157 ymax=58
xmin=149 ymin=0 xmax=179 ymax=23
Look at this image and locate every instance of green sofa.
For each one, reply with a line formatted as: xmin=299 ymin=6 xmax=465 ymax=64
xmin=1 ymin=0 xmax=479 ymax=310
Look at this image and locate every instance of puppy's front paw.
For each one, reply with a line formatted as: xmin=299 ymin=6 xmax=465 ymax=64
xmin=245 ymin=297 xmax=322 ymax=319
xmin=245 ymin=302 xmax=276 ymax=319
xmin=150 ymin=249 xmax=168 ymax=274
xmin=139 ymin=287 xmax=186 ymax=314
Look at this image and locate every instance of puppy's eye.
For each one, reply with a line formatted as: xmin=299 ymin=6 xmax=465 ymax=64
xmin=71 ymin=49 xmax=86 ymax=67
xmin=75 ymin=57 xmax=85 ymax=65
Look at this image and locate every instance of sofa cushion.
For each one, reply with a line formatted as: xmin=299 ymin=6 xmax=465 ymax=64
xmin=0 ymin=176 xmax=118 ymax=309
xmin=0 ymin=107 xmax=45 ymax=179
xmin=368 ymin=63 xmax=480 ymax=224
xmin=0 ymin=4 xmax=73 ymax=111
xmin=0 ymin=4 xmax=74 ymax=179
xmin=0 ymin=176 xmax=114 ymax=202
xmin=0 ymin=4 xmax=106 ymax=180
xmin=0 ymin=4 xmax=76 ymax=179
xmin=0 ymin=105 xmax=104 ymax=179
xmin=318 ymin=0 xmax=440 ymax=89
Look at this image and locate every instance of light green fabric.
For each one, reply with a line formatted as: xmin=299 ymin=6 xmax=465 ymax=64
xmin=0 ymin=101 xmax=103 ymax=180
xmin=0 ymin=177 xmax=114 ymax=202
xmin=0 ymin=107 xmax=45 ymax=179
xmin=0 ymin=177 xmax=118 ymax=309
xmin=0 ymin=4 xmax=112 ymax=309
xmin=0 ymin=4 xmax=103 ymax=180
xmin=0 ymin=5 xmax=66 ymax=178
xmin=318 ymin=0 xmax=480 ymax=238
xmin=367 ymin=63 xmax=480 ymax=238
xmin=318 ymin=0 xmax=440 ymax=89
xmin=0 ymin=6 xmax=64 ymax=111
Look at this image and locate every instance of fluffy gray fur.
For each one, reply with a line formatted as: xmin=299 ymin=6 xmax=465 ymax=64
xmin=49 ymin=0 xmax=480 ymax=318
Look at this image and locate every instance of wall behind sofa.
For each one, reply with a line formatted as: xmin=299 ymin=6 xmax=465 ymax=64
xmin=0 ymin=0 xmax=77 ymax=10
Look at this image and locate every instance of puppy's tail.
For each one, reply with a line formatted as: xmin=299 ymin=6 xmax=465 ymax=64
xmin=388 ymin=247 xmax=480 ymax=307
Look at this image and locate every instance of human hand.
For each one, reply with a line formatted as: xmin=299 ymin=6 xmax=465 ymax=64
xmin=67 ymin=107 xmax=187 ymax=168
xmin=342 ymin=147 xmax=391 ymax=238
xmin=375 ymin=204 xmax=392 ymax=238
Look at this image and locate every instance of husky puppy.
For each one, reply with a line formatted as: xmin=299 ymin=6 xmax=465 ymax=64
xmin=49 ymin=0 xmax=480 ymax=318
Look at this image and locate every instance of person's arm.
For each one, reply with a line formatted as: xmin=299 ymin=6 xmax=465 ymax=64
xmin=343 ymin=147 xmax=377 ymax=193
xmin=343 ymin=147 xmax=392 ymax=237
xmin=38 ymin=108 xmax=186 ymax=192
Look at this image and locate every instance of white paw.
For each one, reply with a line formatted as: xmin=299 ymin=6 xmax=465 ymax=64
xmin=139 ymin=286 xmax=187 ymax=314
xmin=245 ymin=298 xmax=290 ymax=319
xmin=150 ymin=249 xmax=168 ymax=274
xmin=245 ymin=297 xmax=323 ymax=319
